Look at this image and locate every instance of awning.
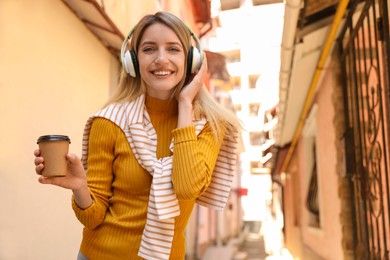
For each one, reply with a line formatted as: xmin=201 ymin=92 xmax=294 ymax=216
xmin=62 ymin=0 xmax=212 ymax=58
xmin=62 ymin=0 xmax=125 ymax=57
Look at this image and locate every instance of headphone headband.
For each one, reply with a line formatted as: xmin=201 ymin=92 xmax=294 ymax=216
xmin=188 ymin=29 xmax=203 ymax=57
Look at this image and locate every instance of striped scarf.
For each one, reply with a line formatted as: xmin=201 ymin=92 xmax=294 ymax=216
xmin=81 ymin=94 xmax=238 ymax=260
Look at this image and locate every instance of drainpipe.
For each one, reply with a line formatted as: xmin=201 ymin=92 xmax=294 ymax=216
xmin=277 ymin=0 xmax=302 ymax=146
xmin=279 ymin=0 xmax=350 ymax=174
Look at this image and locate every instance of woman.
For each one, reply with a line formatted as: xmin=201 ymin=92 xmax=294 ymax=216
xmin=34 ymin=11 xmax=241 ymax=260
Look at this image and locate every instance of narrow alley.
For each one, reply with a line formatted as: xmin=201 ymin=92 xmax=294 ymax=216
xmin=235 ymin=232 xmax=268 ymax=260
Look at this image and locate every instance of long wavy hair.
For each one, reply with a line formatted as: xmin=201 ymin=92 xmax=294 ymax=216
xmin=105 ymin=11 xmax=241 ymax=137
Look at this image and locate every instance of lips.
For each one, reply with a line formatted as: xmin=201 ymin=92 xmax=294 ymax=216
xmin=152 ymin=70 xmax=173 ymax=76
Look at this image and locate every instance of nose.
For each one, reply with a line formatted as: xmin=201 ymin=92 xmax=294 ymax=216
xmin=154 ymin=50 xmax=169 ymax=64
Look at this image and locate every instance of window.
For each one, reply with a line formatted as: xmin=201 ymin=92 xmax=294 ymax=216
xmin=302 ymin=104 xmax=321 ymax=228
xmin=306 ymin=143 xmax=319 ymax=218
xmin=250 ymin=131 xmax=263 ymax=146
xmin=252 ymin=0 xmax=283 ymax=6
xmin=221 ymin=0 xmax=241 ymax=10
xmin=234 ymin=104 xmax=242 ymax=112
xmin=230 ymin=76 xmax=241 ymax=90
xmin=249 ymin=74 xmax=260 ymax=89
xmin=249 ymin=103 xmax=260 ymax=116
xmin=250 ymin=161 xmax=270 ymax=174
xmin=223 ymin=49 xmax=241 ymax=63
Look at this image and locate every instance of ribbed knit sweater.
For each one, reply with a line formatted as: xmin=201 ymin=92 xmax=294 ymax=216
xmin=72 ymin=95 xmax=224 ymax=259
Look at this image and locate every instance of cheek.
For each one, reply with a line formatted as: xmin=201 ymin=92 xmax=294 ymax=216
xmin=176 ymin=56 xmax=186 ymax=75
xmin=137 ymin=55 xmax=148 ymax=71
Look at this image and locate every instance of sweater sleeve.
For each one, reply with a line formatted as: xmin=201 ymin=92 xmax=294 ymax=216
xmin=72 ymin=118 xmax=117 ymax=229
xmin=171 ymin=123 xmax=224 ymax=200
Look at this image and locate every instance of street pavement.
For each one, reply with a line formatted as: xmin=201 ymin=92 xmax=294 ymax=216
xmin=234 ymin=232 xmax=294 ymax=260
xmin=234 ymin=232 xmax=268 ymax=260
xmin=202 ymin=227 xmax=294 ymax=260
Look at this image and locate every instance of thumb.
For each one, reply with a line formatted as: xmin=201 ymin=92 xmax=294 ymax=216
xmin=66 ymin=153 xmax=86 ymax=176
xmin=66 ymin=153 xmax=80 ymax=164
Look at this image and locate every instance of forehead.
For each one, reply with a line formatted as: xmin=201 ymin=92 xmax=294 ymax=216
xmin=140 ymin=23 xmax=181 ymax=44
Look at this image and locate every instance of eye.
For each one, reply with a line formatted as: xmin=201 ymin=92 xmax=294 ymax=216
xmin=142 ymin=46 xmax=155 ymax=53
xmin=168 ymin=47 xmax=181 ymax=52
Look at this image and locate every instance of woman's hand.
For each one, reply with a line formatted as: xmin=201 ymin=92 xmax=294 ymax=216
xmin=176 ymin=56 xmax=208 ymax=128
xmin=34 ymin=149 xmax=87 ymax=191
xmin=178 ymin=55 xmax=208 ymax=104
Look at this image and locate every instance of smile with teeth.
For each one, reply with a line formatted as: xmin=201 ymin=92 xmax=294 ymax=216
xmin=153 ymin=70 xmax=172 ymax=76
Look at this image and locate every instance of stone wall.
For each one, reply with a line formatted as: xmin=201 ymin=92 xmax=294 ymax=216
xmin=331 ymin=48 xmax=356 ymax=260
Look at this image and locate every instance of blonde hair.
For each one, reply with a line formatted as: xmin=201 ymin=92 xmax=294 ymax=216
xmin=106 ymin=12 xmax=241 ymax=137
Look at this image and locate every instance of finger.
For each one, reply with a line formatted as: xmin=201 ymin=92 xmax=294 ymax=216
xmin=66 ymin=153 xmax=82 ymax=170
xmin=190 ymin=66 xmax=206 ymax=85
xmin=66 ymin=153 xmax=79 ymax=163
xmin=34 ymin=149 xmax=41 ymax=157
xmin=38 ymin=175 xmax=55 ymax=185
xmin=34 ymin=156 xmax=44 ymax=166
xmin=192 ymin=69 xmax=206 ymax=87
xmin=197 ymin=57 xmax=208 ymax=78
xmin=38 ymin=175 xmax=65 ymax=186
xmin=35 ymin=164 xmax=44 ymax=175
xmin=38 ymin=175 xmax=76 ymax=190
xmin=200 ymin=55 xmax=208 ymax=71
xmin=66 ymin=153 xmax=86 ymax=177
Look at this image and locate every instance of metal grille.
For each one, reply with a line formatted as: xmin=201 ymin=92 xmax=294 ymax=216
xmin=338 ymin=0 xmax=390 ymax=259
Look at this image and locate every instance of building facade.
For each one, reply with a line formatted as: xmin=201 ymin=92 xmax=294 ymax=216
xmin=273 ymin=0 xmax=390 ymax=259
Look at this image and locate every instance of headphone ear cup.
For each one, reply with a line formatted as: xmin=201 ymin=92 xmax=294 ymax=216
xmin=185 ymin=46 xmax=194 ymax=83
xmin=185 ymin=46 xmax=202 ymax=84
xmin=123 ymin=50 xmax=139 ymax=77
xmin=190 ymin=46 xmax=202 ymax=73
xmin=130 ymin=51 xmax=139 ymax=77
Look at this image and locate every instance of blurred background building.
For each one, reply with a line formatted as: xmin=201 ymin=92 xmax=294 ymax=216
xmin=204 ymin=1 xmax=285 ymax=258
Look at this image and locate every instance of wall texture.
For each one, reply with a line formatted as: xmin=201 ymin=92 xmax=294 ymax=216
xmin=0 ymin=0 xmax=117 ymax=259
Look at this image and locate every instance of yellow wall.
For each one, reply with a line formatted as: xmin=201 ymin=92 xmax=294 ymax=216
xmin=104 ymin=0 xmax=197 ymax=37
xmin=0 ymin=0 xmax=117 ymax=259
xmin=0 ymin=0 xmax=216 ymax=259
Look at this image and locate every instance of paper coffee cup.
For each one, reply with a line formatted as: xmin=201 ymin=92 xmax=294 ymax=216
xmin=37 ymin=135 xmax=71 ymax=177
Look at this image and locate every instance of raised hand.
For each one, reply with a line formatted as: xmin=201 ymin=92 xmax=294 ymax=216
xmin=178 ymin=55 xmax=208 ymax=104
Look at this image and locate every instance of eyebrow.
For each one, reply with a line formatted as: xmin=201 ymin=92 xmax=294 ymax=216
xmin=140 ymin=41 xmax=183 ymax=47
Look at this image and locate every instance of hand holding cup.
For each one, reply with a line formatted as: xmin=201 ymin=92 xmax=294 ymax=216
xmin=34 ymin=135 xmax=87 ymax=191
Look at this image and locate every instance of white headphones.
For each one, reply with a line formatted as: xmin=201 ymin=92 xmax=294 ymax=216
xmin=120 ymin=24 xmax=203 ymax=80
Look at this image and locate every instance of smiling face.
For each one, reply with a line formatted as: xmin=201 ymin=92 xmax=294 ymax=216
xmin=137 ymin=23 xmax=186 ymax=100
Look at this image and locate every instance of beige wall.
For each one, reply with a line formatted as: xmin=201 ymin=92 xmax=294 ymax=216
xmin=283 ymin=157 xmax=303 ymax=258
xmin=294 ymin=61 xmax=343 ymax=260
xmin=105 ymin=0 xmax=196 ymax=37
xmin=284 ymin=61 xmax=343 ymax=260
xmin=104 ymin=0 xmax=159 ymax=34
xmin=0 ymin=0 xmax=117 ymax=259
xmin=301 ymin=61 xmax=343 ymax=260
xmin=0 ymin=1 xmax=240 ymax=259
